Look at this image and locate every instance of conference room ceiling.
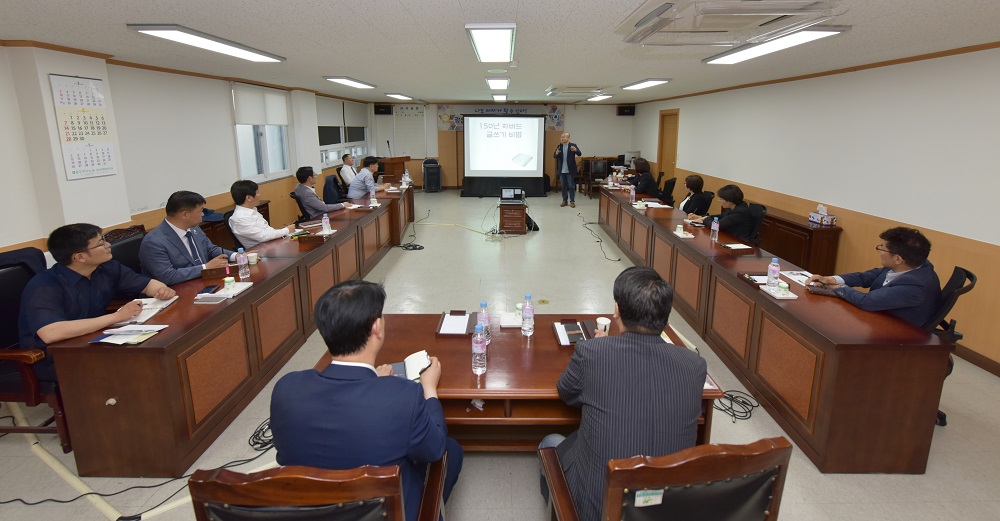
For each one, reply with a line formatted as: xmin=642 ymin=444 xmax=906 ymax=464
xmin=2 ymin=0 xmax=999 ymax=105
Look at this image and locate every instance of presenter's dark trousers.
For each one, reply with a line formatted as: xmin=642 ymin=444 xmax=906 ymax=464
xmin=559 ymin=172 xmax=576 ymax=203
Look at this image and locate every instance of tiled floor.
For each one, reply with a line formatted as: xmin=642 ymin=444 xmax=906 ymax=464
xmin=2 ymin=190 xmax=998 ymax=520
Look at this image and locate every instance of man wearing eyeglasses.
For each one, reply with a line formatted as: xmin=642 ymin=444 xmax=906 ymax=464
xmin=806 ymin=227 xmax=942 ymax=327
xmin=19 ymin=223 xmax=175 ymax=381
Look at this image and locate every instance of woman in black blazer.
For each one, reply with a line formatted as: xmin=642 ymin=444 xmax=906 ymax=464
xmin=688 ymin=184 xmax=755 ymax=242
xmin=628 ymin=158 xmax=658 ymax=197
xmin=678 ymin=174 xmax=712 ymax=215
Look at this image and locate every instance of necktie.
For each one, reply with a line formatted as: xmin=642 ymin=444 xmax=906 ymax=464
xmin=185 ymin=230 xmax=203 ymax=264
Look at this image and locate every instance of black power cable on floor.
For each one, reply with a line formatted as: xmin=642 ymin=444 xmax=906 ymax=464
xmin=577 ymin=213 xmax=621 ymax=262
xmin=0 ymin=418 xmax=274 ymax=519
xmin=713 ymin=390 xmax=760 ymax=422
xmin=396 ymin=209 xmax=430 ymax=250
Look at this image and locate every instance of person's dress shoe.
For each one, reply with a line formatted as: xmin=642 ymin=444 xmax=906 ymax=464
xmin=560 ymin=201 xmax=567 ymax=207
xmin=570 ymin=201 xmax=576 ymax=208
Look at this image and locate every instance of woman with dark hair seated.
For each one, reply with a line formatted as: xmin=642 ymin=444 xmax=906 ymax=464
xmin=628 ymin=158 xmax=658 ymax=198
xmin=688 ymin=184 xmax=755 ymax=242
xmin=677 ymin=175 xmax=712 ymax=215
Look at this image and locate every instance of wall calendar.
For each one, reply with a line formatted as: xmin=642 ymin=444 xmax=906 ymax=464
xmin=49 ymin=74 xmax=118 ymax=181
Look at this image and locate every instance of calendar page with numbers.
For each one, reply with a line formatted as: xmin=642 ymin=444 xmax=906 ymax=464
xmin=49 ymin=74 xmax=118 ymax=181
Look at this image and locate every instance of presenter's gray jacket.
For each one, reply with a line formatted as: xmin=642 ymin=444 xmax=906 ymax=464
xmin=554 ymin=143 xmax=582 ymax=175
xmin=139 ymin=220 xmax=234 ymax=286
xmin=555 ymin=332 xmax=707 ymax=521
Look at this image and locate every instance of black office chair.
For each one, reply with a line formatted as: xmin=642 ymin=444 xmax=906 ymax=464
xmin=222 ymin=210 xmax=245 ymax=250
xmin=323 ymin=174 xmax=346 ymax=205
xmin=921 ymin=266 xmax=977 ymax=427
xmin=106 ymin=225 xmax=146 ymax=274
xmin=0 ymin=248 xmax=73 ymax=453
xmin=616 ymin=154 xmax=626 ymax=167
xmin=289 ymin=192 xmax=311 ymax=223
xmin=659 ymin=177 xmax=677 ymax=206
xmin=748 ymin=203 xmax=767 ymax=245
xmin=336 ymin=165 xmax=349 ymax=192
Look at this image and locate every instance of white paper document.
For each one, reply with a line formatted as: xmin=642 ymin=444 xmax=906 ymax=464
xmin=440 ymin=314 xmax=471 ymax=334
xmin=723 ymin=243 xmax=752 ymax=250
xmin=781 ymin=270 xmax=813 ymax=286
xmin=115 ymin=296 xmax=178 ymax=325
xmin=644 ymin=202 xmax=671 ymax=208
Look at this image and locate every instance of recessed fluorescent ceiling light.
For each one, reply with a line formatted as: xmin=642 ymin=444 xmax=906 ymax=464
xmin=493 ymin=94 xmax=508 ymax=101
xmin=622 ymin=79 xmax=670 ymax=90
xmin=386 ymin=93 xmax=412 ymax=100
xmin=705 ymin=27 xmax=848 ymax=65
xmin=127 ymin=24 xmax=284 ymax=62
xmin=324 ymin=76 xmax=376 ymax=89
xmin=588 ymin=95 xmax=612 ymax=101
xmin=466 ymin=23 xmax=516 ymax=62
xmin=486 ymin=78 xmax=510 ymax=90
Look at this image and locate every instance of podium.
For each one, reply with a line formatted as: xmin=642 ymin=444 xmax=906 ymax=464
xmin=378 ymin=156 xmax=410 ymax=182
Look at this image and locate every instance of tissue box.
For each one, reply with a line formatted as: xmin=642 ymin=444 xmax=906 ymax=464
xmin=808 ymin=212 xmax=838 ymax=226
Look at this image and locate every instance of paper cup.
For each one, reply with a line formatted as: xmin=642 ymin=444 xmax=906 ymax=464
xmin=596 ymin=317 xmax=611 ymax=333
xmin=247 ymin=252 xmax=259 ymax=264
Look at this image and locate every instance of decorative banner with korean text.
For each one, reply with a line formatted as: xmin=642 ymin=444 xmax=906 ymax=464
xmin=437 ymin=104 xmax=564 ymax=132
xmin=49 ymin=74 xmax=118 ymax=181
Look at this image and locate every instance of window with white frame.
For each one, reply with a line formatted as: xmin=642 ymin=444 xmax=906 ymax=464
xmin=232 ymin=83 xmax=291 ymax=179
xmin=317 ymin=97 xmax=369 ymax=167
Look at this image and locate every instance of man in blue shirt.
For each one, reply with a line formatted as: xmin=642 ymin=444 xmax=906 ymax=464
xmin=346 ymin=156 xmax=390 ymax=199
xmin=19 ymin=223 xmax=175 ymax=381
xmin=807 ymin=227 xmax=942 ymax=327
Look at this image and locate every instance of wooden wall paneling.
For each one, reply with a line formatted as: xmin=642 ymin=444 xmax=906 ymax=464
xmin=707 ymin=277 xmax=755 ymax=366
xmin=182 ymin=318 xmax=252 ymax=428
xmin=253 ymin=280 xmax=300 ymax=363
xmin=437 ymin=131 xmax=458 ymax=189
xmin=544 ymin=130 xmax=562 ymax=190
xmin=454 ymin=131 xmax=464 ymax=188
xmin=651 ymin=231 xmax=674 ymax=285
xmin=336 ymin=230 xmax=359 ymax=282
xmin=677 ymin=167 xmax=1000 ymax=367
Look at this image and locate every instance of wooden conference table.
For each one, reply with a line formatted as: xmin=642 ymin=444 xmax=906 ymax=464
xmin=47 ymin=188 xmax=414 ymax=477
xmin=598 ymin=186 xmax=953 ymax=474
xmin=313 ymin=314 xmax=724 ymax=451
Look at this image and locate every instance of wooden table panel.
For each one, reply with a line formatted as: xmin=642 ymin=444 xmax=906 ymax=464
xmin=185 ymin=319 xmax=252 ymax=425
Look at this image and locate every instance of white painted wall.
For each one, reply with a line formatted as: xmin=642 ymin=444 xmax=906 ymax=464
xmin=564 ymin=104 xmax=633 ymax=157
xmin=8 ymin=47 xmax=132 ymax=233
xmin=108 ymin=65 xmax=239 ymax=214
xmin=634 ymin=47 xmax=1000 ymax=245
xmin=0 ymin=49 xmax=46 ymax=246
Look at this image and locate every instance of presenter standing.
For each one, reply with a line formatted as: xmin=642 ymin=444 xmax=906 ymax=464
xmin=554 ymin=132 xmax=582 ymax=208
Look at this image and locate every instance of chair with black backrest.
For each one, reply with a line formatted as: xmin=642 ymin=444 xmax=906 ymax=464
xmin=289 ymin=191 xmax=311 ymax=224
xmin=654 ymin=172 xmax=664 ymax=192
xmin=588 ymin=160 xmax=609 ymax=199
xmin=105 ymin=224 xmax=146 ymax=274
xmin=222 ymin=210 xmax=245 ymax=251
xmin=337 ymin=165 xmax=349 ymax=191
xmin=660 ymin=177 xmax=677 ymax=206
xmin=748 ymin=203 xmax=767 ymax=245
xmin=323 ymin=173 xmax=346 ymax=205
xmin=540 ymin=437 xmax=792 ymax=521
xmin=188 ymin=454 xmax=448 ymax=521
xmin=921 ymin=266 xmax=977 ymax=426
xmin=0 ymin=247 xmax=73 ymax=453
xmin=616 ymin=154 xmax=626 ymax=167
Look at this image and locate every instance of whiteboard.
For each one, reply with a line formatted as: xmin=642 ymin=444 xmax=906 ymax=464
xmin=392 ymin=104 xmax=425 ymax=158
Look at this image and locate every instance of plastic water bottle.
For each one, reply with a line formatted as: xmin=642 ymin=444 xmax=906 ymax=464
xmin=521 ymin=294 xmax=535 ymax=337
xmin=369 ymin=188 xmax=378 ymax=206
xmin=321 ymin=213 xmax=331 ymax=234
xmin=629 ymin=186 xmax=636 ymax=204
xmin=472 ymin=324 xmax=487 ymax=375
xmin=710 ymin=217 xmax=720 ymax=242
xmin=477 ymin=301 xmax=491 ymax=345
xmin=236 ymin=248 xmax=250 ymax=280
xmin=606 ymin=173 xmax=612 ymax=186
xmin=767 ymin=257 xmax=781 ymax=287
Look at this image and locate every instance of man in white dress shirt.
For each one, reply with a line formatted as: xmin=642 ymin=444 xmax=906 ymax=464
xmin=228 ymin=180 xmax=294 ymax=249
xmin=340 ymin=154 xmax=358 ymax=185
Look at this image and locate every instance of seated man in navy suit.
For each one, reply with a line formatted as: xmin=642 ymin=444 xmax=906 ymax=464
xmin=807 ymin=227 xmax=942 ymax=326
xmin=139 ymin=191 xmax=236 ymax=285
xmin=269 ymin=280 xmax=463 ymax=521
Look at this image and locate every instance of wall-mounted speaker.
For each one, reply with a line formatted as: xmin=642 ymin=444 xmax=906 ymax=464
xmin=617 ymin=105 xmax=636 ymax=116
xmin=374 ymin=104 xmax=393 ymax=115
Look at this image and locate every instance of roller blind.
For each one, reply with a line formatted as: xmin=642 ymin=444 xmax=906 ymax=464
xmin=316 ymin=96 xmax=344 ymax=126
xmin=233 ymin=83 xmax=289 ymax=125
xmin=343 ymin=100 xmax=369 ymax=127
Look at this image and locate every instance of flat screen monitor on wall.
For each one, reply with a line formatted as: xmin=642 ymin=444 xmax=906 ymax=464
xmin=463 ymin=115 xmax=545 ymax=178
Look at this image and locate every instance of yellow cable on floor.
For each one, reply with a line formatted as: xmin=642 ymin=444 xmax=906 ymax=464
xmin=5 ymin=401 xmax=121 ymax=520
